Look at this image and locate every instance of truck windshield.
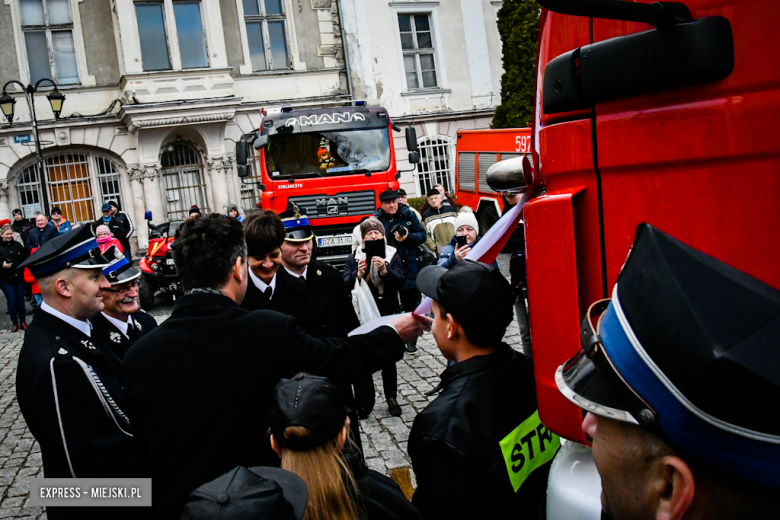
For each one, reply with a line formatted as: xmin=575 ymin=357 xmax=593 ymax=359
xmin=265 ymin=127 xmax=391 ymax=179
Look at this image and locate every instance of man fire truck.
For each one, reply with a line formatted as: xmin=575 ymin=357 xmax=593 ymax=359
xmin=235 ymin=102 xmax=419 ymax=267
xmin=488 ymin=0 xmax=780 ymax=517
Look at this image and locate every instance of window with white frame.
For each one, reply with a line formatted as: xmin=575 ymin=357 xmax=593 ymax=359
xmin=415 ymin=136 xmax=454 ymax=195
xmin=242 ymin=0 xmax=289 ymax=71
xmin=398 ymin=13 xmax=438 ymax=90
xmin=135 ymin=1 xmax=208 ymax=71
xmin=20 ymin=0 xmax=79 ymax=85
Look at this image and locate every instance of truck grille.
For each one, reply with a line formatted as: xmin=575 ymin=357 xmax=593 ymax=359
xmin=288 ymin=190 xmax=376 ymax=219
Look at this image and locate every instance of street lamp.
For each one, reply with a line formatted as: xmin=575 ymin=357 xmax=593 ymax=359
xmin=1 ymin=78 xmax=66 ymax=216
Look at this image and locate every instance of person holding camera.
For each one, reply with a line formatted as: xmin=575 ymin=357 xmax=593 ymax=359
xmin=437 ymin=209 xmax=498 ymax=270
xmin=344 ymin=217 xmax=407 ymax=417
xmin=373 ymin=190 xmax=427 ymax=353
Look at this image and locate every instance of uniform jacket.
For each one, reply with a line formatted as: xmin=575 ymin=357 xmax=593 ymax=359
xmin=0 ymin=239 xmax=27 ymax=282
xmin=422 ymin=203 xmax=457 ymax=254
xmin=348 ymin=450 xmax=425 ymax=520
xmin=343 ymin=246 xmax=406 ymax=316
xmin=16 ymin=310 xmax=146 ymax=519
xmin=91 ymin=311 xmax=158 ymax=361
xmin=409 ymin=345 xmax=554 ymax=520
xmin=25 ymin=224 xmax=59 ymax=250
xmin=373 ymin=206 xmax=426 ymax=290
xmin=240 ymin=267 xmax=308 ymax=321
xmin=123 ymin=291 xmax=405 ymax=520
xmin=302 ymin=259 xmax=360 ymax=338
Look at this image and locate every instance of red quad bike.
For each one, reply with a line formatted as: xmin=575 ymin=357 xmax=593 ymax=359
xmin=138 ymin=212 xmax=185 ymax=310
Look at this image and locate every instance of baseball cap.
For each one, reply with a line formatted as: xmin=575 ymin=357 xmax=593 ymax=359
xmin=181 ymin=466 xmax=307 ymax=520
xmin=426 ymin=188 xmax=439 ymax=197
xmin=557 ymin=223 xmax=780 ymax=487
xmin=416 ymin=260 xmax=514 ymax=333
xmin=379 ymin=190 xmax=399 ymax=202
xmin=268 ymin=373 xmax=347 ymax=451
xmin=101 ymin=203 xmax=112 ymax=212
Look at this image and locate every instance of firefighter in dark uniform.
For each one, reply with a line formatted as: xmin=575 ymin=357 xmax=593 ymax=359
xmin=240 ymin=210 xmax=309 ymax=321
xmin=15 ymin=226 xmax=145 ymax=520
xmin=277 ymin=205 xmax=364 ymax=449
xmin=556 ymin=224 xmax=780 ymax=520
xmin=91 ymin=246 xmax=158 ymax=359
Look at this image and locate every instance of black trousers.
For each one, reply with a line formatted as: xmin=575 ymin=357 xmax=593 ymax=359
xmin=354 ymin=362 xmax=397 ymax=415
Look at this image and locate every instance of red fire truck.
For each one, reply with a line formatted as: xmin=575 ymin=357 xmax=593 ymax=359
xmin=453 ymin=128 xmax=531 ymax=234
xmin=514 ymin=0 xmax=780 ymax=516
xmin=235 ymin=102 xmax=418 ymax=267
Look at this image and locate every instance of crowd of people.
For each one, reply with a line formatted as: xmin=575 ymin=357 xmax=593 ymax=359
xmin=10 ymin=187 xmax=779 ymax=520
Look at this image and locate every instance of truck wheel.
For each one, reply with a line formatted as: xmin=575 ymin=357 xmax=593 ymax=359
xmin=478 ymin=207 xmax=499 ymax=236
xmin=139 ymin=278 xmax=156 ymax=311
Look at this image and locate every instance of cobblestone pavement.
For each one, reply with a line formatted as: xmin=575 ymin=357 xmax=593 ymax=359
xmin=0 ymin=254 xmax=524 ymax=517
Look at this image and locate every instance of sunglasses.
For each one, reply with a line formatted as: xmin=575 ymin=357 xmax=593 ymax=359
xmin=103 ymin=280 xmax=141 ymax=294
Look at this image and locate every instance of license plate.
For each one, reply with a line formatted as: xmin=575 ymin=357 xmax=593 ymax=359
xmin=166 ymin=258 xmax=175 ymax=265
xmin=318 ymin=236 xmax=352 ymax=248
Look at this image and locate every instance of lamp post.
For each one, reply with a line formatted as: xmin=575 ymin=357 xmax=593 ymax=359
xmin=0 ymin=78 xmax=66 ymax=217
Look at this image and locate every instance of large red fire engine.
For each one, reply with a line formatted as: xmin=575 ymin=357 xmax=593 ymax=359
xmin=235 ymin=102 xmax=418 ymax=267
xmin=452 ymin=128 xmax=531 ymax=233
xmin=504 ymin=0 xmax=780 ymax=516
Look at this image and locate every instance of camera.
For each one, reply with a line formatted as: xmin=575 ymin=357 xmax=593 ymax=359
xmin=389 ymin=224 xmax=408 ymax=238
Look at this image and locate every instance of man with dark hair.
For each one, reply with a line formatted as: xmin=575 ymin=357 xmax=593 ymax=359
xmin=556 ymin=224 xmax=779 ymax=520
xmin=108 ymin=201 xmax=134 ymax=261
xmin=124 ymin=214 xmax=427 ymax=520
xmin=241 ymin=210 xmax=306 ymax=318
xmin=375 ymin=189 xmax=427 ymax=353
xmin=408 ymin=260 xmax=554 ymax=520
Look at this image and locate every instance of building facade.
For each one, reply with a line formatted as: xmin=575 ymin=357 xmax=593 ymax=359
xmin=0 ymin=0 xmax=502 ymax=251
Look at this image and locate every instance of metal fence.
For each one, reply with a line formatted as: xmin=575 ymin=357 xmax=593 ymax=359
xmin=415 ymin=136 xmax=455 ymax=196
xmin=160 ymin=143 xmax=209 ymax=220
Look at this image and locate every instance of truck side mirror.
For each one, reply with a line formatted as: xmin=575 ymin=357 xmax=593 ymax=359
xmin=145 ymin=211 xmax=152 ymax=221
xmin=237 ymin=165 xmax=250 ymax=178
xmin=254 ymin=135 xmax=269 ymax=150
xmin=408 ymin=151 xmax=420 ymax=164
xmin=405 ymin=127 xmax=418 ymax=152
xmin=236 ymin=138 xmax=248 ymax=166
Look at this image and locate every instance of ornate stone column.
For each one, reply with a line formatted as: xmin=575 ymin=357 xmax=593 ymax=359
xmin=126 ymin=165 xmax=149 ymax=250
xmin=0 ymin=180 xmax=10 ymax=221
xmin=206 ymin=155 xmax=234 ymax=215
xmin=127 ymin=164 xmax=166 ymax=249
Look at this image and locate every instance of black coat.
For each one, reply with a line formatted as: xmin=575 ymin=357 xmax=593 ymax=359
xmin=348 ymin=451 xmax=425 ymax=520
xmin=240 ymin=267 xmax=308 ymax=322
xmin=91 ymin=311 xmax=158 ymax=361
xmin=373 ymin=206 xmax=426 ymax=290
xmin=0 ymin=239 xmax=26 ymax=282
xmin=302 ymin=259 xmax=360 ymax=338
xmin=123 ymin=292 xmax=405 ymax=520
xmin=343 ymin=249 xmax=406 ymax=316
xmin=25 ymin=224 xmax=59 ymax=251
xmin=409 ymin=345 xmax=553 ymax=520
xmin=16 ymin=310 xmax=146 ymax=520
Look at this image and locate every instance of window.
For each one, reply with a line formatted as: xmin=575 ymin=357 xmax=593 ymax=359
xmin=135 ymin=1 xmax=208 ymax=71
xmin=20 ymin=0 xmax=79 ymax=84
xmin=15 ymin=153 xmax=125 ymax=223
xmin=160 ymin=143 xmax=209 ymax=220
xmin=398 ymin=14 xmax=437 ymax=90
xmin=416 ymin=136 xmax=454 ymax=195
xmin=242 ymin=0 xmax=289 ymax=71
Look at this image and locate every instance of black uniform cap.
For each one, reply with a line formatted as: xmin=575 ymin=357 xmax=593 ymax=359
xmin=18 ymin=225 xmax=111 ymax=278
xmin=181 ymin=466 xmax=307 ymax=520
xmin=278 ymin=203 xmax=314 ymax=242
xmin=379 ymin=190 xmax=399 ymax=202
xmin=557 ymin=223 xmax=780 ymax=487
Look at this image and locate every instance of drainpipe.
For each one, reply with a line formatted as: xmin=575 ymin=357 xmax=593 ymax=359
xmin=336 ymin=0 xmax=354 ymax=100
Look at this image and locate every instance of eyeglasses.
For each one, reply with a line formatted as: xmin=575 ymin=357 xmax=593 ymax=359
xmin=103 ymin=280 xmax=141 ymax=294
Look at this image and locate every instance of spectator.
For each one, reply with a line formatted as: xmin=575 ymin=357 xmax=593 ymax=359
xmin=344 ymin=217 xmax=407 ymax=417
xmin=95 ymin=225 xmax=124 ymax=254
xmin=22 ymin=247 xmax=42 ymax=307
xmin=397 ymin=188 xmax=436 ymax=253
xmin=226 ymin=203 xmax=244 ymax=223
xmin=11 ymin=209 xmax=33 ymax=242
xmin=374 ymin=190 xmax=426 ymax=353
xmin=269 ymin=373 xmax=424 ymax=520
xmin=0 ymin=223 xmax=28 ymax=332
xmin=421 ymin=188 xmax=457 ymax=254
xmin=186 ymin=205 xmax=201 ymax=220
xmin=49 ymin=206 xmax=72 ymax=235
xmin=409 ymin=260 xmax=552 ymax=519
xmin=108 ymin=201 xmax=134 ymax=261
xmin=25 ymin=213 xmax=58 ymax=251
xmin=436 ymin=209 xmax=498 ymax=270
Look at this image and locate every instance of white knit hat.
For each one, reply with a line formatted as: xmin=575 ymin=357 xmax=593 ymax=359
xmin=454 ymin=208 xmax=479 ymax=235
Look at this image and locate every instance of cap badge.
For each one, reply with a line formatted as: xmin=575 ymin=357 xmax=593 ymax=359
xmin=317 ymin=270 xmax=322 ymax=276
xmin=110 ymin=332 xmax=122 ymax=344
xmin=57 ymin=348 xmax=68 ymax=355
